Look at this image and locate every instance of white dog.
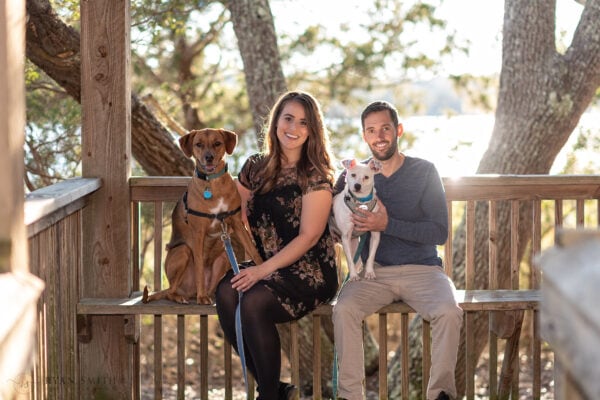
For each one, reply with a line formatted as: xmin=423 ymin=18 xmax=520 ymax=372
xmin=330 ymin=158 xmax=382 ymax=281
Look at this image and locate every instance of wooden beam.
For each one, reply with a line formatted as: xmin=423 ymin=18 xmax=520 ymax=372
xmin=80 ymin=0 xmax=133 ymax=398
xmin=0 ymin=0 xmax=27 ymax=274
xmin=0 ymin=3 xmax=46 ymax=400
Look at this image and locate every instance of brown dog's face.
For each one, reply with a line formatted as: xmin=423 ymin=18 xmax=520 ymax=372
xmin=179 ymin=128 xmax=238 ymax=173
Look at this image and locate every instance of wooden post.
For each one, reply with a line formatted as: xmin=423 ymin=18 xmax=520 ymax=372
xmin=0 ymin=3 xmax=44 ymax=400
xmin=0 ymin=0 xmax=27 ymax=274
xmin=80 ymin=0 xmax=133 ymax=398
xmin=540 ymin=231 xmax=600 ymax=400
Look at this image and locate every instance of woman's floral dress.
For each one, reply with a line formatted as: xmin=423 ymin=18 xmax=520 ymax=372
xmin=238 ymin=154 xmax=339 ymax=318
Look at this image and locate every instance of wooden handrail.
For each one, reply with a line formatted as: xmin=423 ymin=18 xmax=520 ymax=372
xmin=129 ymin=175 xmax=600 ymax=201
xmin=25 ymin=177 xmax=102 ymax=237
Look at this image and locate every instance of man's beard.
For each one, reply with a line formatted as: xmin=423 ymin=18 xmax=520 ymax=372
xmin=370 ymin=140 xmax=397 ymax=161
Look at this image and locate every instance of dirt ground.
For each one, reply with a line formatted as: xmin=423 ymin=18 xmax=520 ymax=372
xmin=139 ymin=314 xmax=555 ymax=400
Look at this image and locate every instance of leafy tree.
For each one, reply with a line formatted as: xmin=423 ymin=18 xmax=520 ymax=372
xmin=387 ymin=1 xmax=600 ymax=398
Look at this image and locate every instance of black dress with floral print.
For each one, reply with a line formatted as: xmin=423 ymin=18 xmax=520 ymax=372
xmin=238 ymin=153 xmax=339 ymax=318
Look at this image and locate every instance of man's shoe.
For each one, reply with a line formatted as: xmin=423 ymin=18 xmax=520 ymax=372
xmin=435 ymin=391 xmax=451 ymax=400
xmin=278 ymin=381 xmax=298 ymax=400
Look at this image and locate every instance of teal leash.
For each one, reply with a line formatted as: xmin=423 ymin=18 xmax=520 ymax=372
xmin=332 ymin=233 xmax=367 ymax=399
xmin=220 ymin=222 xmax=249 ymax=395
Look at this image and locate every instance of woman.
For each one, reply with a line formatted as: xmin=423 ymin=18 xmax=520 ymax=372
xmin=215 ymin=90 xmax=339 ymax=400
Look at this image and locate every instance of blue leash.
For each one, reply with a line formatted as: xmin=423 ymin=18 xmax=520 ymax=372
xmin=220 ymin=222 xmax=249 ymax=394
xmin=332 ymin=233 xmax=367 ymax=399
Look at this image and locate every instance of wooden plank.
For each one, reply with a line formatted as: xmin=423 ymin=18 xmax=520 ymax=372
xmin=154 ymin=202 xmax=163 ymax=291
xmin=510 ymin=200 xmax=519 ymax=289
xmin=290 ymin=322 xmax=300 ymax=399
xmin=576 ymin=199 xmax=584 ymax=226
xmin=400 ymin=313 xmax=409 ymax=400
xmin=532 ymin=310 xmax=541 ymax=399
xmin=421 ymin=320 xmax=431 ymax=398
xmin=444 ymin=200 xmax=453 ymax=276
xmin=224 ymin=340 xmax=232 ymax=400
xmin=313 ymin=315 xmax=322 ymax=400
xmin=443 ymin=175 xmax=600 ymax=201
xmin=24 ymin=178 xmax=102 ymax=226
xmin=177 ymin=315 xmax=185 ymax=399
xmin=78 ymin=290 xmax=541 ymax=315
xmin=378 ymin=313 xmax=387 ymax=400
xmin=200 ymin=315 xmax=209 ymax=399
xmin=154 ymin=315 xmax=163 ymax=399
xmin=132 ymin=175 xmax=600 ymax=202
xmin=466 ymin=201 xmax=475 ymax=289
xmin=79 ymin=0 xmax=133 ymax=397
xmin=466 ymin=312 xmax=475 ymax=400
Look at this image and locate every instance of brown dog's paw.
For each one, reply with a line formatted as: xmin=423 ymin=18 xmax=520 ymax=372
xmin=142 ymin=286 xmax=150 ymax=303
xmin=170 ymin=295 xmax=189 ymax=304
xmin=196 ymin=295 xmax=213 ymax=305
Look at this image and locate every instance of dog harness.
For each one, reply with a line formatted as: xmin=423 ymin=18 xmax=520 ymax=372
xmin=182 ymin=191 xmax=241 ymax=222
xmin=343 ymin=190 xmax=378 ymax=214
xmin=183 ymin=164 xmax=242 ymax=222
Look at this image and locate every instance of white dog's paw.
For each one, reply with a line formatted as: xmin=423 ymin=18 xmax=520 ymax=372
xmin=364 ymin=271 xmax=376 ymax=280
xmin=355 ymin=262 xmax=363 ymax=274
xmin=348 ymin=273 xmax=361 ymax=282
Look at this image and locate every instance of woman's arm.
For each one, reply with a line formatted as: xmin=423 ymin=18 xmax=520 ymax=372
xmin=231 ymin=189 xmax=332 ymax=292
xmin=235 ymin=179 xmax=251 ymax=227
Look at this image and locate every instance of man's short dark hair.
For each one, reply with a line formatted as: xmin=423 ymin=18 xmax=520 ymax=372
xmin=360 ymin=101 xmax=399 ymax=130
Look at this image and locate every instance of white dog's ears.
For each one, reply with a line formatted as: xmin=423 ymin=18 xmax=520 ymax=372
xmin=368 ymin=159 xmax=382 ymax=173
xmin=341 ymin=158 xmax=382 ymax=173
xmin=341 ymin=159 xmax=357 ymax=170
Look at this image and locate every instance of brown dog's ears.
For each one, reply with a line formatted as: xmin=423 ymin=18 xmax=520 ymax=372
xmin=178 ymin=131 xmax=196 ymax=158
xmin=220 ymin=129 xmax=238 ymax=155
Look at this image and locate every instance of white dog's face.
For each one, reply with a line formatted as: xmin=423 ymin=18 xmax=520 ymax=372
xmin=342 ymin=159 xmax=382 ymax=197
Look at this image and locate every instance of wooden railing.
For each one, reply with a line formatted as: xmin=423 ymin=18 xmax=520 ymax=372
xmin=25 ymin=178 xmax=101 ymax=400
xmin=27 ymin=175 xmax=600 ymax=399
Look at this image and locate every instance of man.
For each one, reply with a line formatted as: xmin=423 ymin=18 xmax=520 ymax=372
xmin=332 ymin=101 xmax=463 ymax=400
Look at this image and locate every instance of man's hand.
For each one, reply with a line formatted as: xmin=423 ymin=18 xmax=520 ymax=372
xmin=352 ymin=199 xmax=388 ymax=232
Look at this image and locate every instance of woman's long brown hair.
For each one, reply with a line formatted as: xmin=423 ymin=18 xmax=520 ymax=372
xmin=255 ymin=91 xmax=335 ymax=194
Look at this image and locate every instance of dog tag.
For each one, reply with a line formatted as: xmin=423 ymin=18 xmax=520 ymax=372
xmin=203 ymin=187 xmax=213 ymax=199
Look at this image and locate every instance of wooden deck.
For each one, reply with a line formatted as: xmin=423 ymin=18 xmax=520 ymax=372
xmin=22 ymin=174 xmax=600 ymax=399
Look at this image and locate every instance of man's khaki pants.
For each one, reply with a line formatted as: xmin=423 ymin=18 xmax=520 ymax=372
xmin=332 ymin=264 xmax=463 ymax=400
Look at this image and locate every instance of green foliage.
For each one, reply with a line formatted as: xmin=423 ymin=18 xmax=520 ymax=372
xmin=130 ymin=0 xmax=251 ymax=132
xmin=559 ymin=126 xmax=600 ymax=174
xmin=25 ymin=61 xmax=81 ymax=190
xmin=281 ymin=0 xmax=465 ymax=113
xmin=25 ymin=0 xmax=472 ymax=186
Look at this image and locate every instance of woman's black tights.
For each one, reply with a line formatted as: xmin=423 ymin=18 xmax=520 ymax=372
xmin=215 ymin=271 xmax=295 ymax=400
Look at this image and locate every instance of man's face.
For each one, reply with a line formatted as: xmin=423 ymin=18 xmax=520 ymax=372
xmin=362 ymin=110 xmax=401 ymax=161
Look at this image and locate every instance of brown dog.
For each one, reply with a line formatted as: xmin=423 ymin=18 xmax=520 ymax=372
xmin=143 ymin=128 xmax=262 ymax=304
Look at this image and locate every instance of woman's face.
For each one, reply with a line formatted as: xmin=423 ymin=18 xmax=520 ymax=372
xmin=276 ymin=100 xmax=309 ymax=157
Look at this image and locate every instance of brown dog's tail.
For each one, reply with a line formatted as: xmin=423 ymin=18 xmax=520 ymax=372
xmin=142 ymin=286 xmax=150 ymax=303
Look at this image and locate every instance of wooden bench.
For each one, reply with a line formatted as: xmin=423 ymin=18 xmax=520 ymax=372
xmin=74 ymin=175 xmax=600 ymax=399
xmin=78 ymin=289 xmax=541 ymax=316
xmin=78 ymin=289 xmax=541 ymax=399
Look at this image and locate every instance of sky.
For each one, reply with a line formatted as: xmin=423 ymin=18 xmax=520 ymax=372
xmin=270 ymin=0 xmax=585 ymax=77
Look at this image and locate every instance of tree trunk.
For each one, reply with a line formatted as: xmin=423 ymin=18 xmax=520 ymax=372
xmin=226 ymin=0 xmax=287 ymax=146
xmin=25 ymin=0 xmax=194 ymax=176
xmin=389 ymin=1 xmax=600 ymax=398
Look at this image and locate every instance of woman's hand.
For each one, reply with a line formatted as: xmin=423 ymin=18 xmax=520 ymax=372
xmin=231 ymin=265 xmax=272 ymax=292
